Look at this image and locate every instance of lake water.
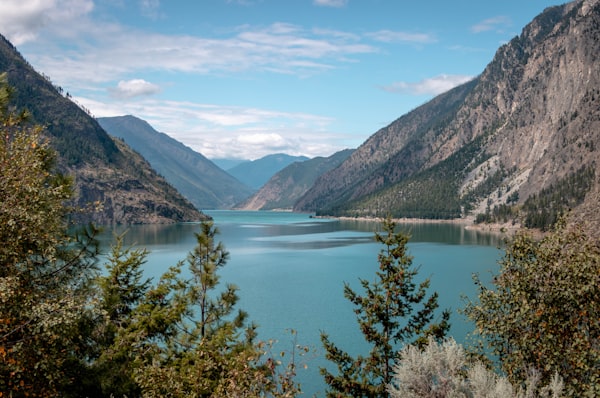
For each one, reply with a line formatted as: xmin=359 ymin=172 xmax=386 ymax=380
xmin=100 ymin=210 xmax=503 ymax=396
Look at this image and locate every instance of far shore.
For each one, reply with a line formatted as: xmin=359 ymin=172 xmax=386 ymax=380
xmin=311 ymin=214 xmax=525 ymax=236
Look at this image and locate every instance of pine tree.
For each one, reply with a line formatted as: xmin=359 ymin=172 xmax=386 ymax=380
xmin=131 ymin=221 xmax=302 ymax=397
xmin=86 ymin=234 xmax=153 ymax=397
xmin=185 ymin=220 xmax=245 ymax=341
xmin=320 ymin=217 xmax=450 ymax=397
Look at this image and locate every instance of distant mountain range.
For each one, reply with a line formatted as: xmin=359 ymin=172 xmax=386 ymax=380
xmin=236 ymin=149 xmax=354 ymax=210
xmin=2 ymin=0 xmax=598 ymax=233
xmin=211 ymin=158 xmax=246 ymax=171
xmin=227 ymin=154 xmax=309 ymax=190
xmin=98 ymin=115 xmax=254 ymax=210
xmin=0 ymin=35 xmax=204 ymax=224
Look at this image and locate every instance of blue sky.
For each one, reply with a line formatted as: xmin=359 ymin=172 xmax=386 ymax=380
xmin=0 ymin=0 xmax=565 ymax=160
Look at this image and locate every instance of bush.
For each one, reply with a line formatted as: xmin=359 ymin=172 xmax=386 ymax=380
xmin=388 ymin=337 xmax=564 ymax=398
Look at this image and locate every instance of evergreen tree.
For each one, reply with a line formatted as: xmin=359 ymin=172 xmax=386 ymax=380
xmin=129 ymin=221 xmax=301 ymax=397
xmin=86 ymin=234 xmax=152 ymax=397
xmin=320 ymin=217 xmax=450 ymax=397
xmin=0 ymin=73 xmax=99 ymax=396
xmin=185 ymin=221 xmax=244 ymax=341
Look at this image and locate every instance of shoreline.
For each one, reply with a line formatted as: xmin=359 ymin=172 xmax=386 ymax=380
xmin=313 ymin=214 xmax=523 ymax=236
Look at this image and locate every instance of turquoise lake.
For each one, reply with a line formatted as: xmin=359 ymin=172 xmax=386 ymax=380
xmin=101 ymin=210 xmax=503 ymax=396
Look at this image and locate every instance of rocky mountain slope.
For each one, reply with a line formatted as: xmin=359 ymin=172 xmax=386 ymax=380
xmin=0 ymin=35 xmax=206 ymax=224
xmin=295 ymin=0 xmax=600 ymax=233
xmin=98 ymin=115 xmax=253 ymax=210
xmin=237 ymin=149 xmax=354 ymax=210
xmin=228 ymin=153 xmax=309 ymax=189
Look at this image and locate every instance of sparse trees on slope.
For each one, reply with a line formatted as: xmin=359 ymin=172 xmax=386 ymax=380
xmin=464 ymin=218 xmax=600 ymax=397
xmin=320 ymin=217 xmax=450 ymax=397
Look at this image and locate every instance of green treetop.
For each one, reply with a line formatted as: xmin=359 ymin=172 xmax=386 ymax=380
xmin=320 ymin=217 xmax=450 ymax=397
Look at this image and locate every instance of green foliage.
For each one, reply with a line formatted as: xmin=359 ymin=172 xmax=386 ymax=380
xmin=388 ymin=337 xmax=564 ymax=398
xmin=320 ymin=218 xmax=450 ymax=397
xmin=0 ymin=74 xmax=300 ymax=396
xmin=475 ymin=203 xmax=518 ymax=225
xmin=464 ymin=219 xmax=600 ymax=397
xmin=99 ymin=221 xmax=302 ymax=397
xmin=185 ymin=221 xmax=243 ymax=340
xmin=84 ymin=233 xmax=153 ymax=397
xmin=0 ymin=72 xmax=100 ymax=396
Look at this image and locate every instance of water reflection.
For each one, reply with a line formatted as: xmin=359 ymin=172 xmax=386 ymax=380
xmin=97 ymin=223 xmax=200 ymax=248
xmin=97 ymin=212 xmax=504 ymax=252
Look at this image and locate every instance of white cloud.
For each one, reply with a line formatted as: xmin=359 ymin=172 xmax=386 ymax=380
xmin=471 ymin=16 xmax=512 ymax=33
xmin=381 ymin=74 xmax=474 ymax=96
xmin=76 ymin=95 xmax=346 ymax=160
xmin=366 ymin=30 xmax=436 ymax=44
xmin=110 ymin=79 xmax=161 ymax=99
xmin=14 ymin=19 xmax=376 ymax=89
xmin=139 ymin=0 xmax=162 ymax=19
xmin=0 ymin=0 xmax=94 ymax=45
xmin=313 ymin=0 xmax=348 ymax=7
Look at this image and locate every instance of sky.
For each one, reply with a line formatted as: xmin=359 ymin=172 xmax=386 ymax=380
xmin=0 ymin=0 xmax=566 ymax=161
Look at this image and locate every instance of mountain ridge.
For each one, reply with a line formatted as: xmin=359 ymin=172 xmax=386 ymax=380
xmin=98 ymin=115 xmax=254 ymax=210
xmin=236 ymin=149 xmax=354 ymax=210
xmin=228 ymin=153 xmax=310 ymax=190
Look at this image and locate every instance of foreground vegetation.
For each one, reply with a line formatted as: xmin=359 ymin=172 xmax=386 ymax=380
xmin=0 ymin=76 xmax=300 ymax=397
xmin=1 ymin=75 xmax=598 ymax=396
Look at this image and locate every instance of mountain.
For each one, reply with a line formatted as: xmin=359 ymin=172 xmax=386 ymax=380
xmin=211 ymin=158 xmax=246 ymax=171
xmin=237 ymin=149 xmax=354 ymax=210
xmin=0 ymin=35 xmax=206 ymax=224
xmin=295 ymin=0 xmax=600 ymax=233
xmin=227 ymin=154 xmax=310 ymax=189
xmin=98 ymin=116 xmax=254 ymax=210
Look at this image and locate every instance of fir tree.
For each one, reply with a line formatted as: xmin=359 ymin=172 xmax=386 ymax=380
xmin=320 ymin=217 xmax=450 ymax=397
xmin=131 ymin=221 xmax=301 ymax=397
xmin=87 ymin=234 xmax=152 ymax=397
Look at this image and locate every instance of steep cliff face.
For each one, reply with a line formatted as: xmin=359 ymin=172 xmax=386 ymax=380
xmin=72 ymin=139 xmax=206 ymax=224
xmin=295 ymin=0 xmax=600 ymax=232
xmin=0 ymin=35 xmax=206 ymax=224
